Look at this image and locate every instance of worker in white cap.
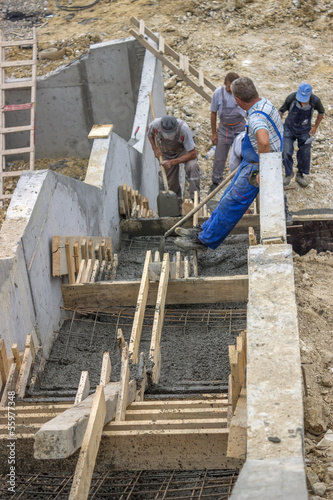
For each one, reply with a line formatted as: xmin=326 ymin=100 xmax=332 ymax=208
xmin=279 ymin=83 xmax=325 ymax=187
xmin=148 ymin=115 xmax=200 ymax=212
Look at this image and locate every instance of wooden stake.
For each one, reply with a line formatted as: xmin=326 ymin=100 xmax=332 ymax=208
xmin=0 ymin=363 xmax=18 ymax=407
xmin=115 ymin=342 xmax=130 ymax=421
xmin=75 ymin=371 xmax=90 ymax=406
xmin=73 ymin=241 xmax=80 ymax=273
xmin=69 ymin=385 xmax=106 ymax=500
xmin=81 ymin=238 xmax=87 ymax=261
xmin=184 ymin=256 xmax=190 ymax=279
xmin=76 ymin=259 xmax=86 ymax=284
xmin=65 ymin=239 xmax=75 ymax=284
xmin=175 ymin=251 xmax=181 ymax=279
xmin=100 ymin=352 xmax=111 ymax=387
xmin=12 ymin=344 xmax=21 ymax=371
xmin=0 ymin=339 xmax=8 ymax=386
xmin=229 ymin=345 xmax=240 ymax=414
xmin=129 ymin=251 xmax=151 ymax=364
xmin=136 ymin=352 xmax=147 ymax=402
xmin=117 ymin=328 xmax=124 ymax=354
xmin=193 ymin=191 xmax=199 ymax=227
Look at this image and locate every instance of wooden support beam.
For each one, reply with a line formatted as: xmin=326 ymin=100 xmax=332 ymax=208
xmin=115 ymin=343 xmax=130 ymax=421
xmin=229 ymin=345 xmax=240 ymax=414
xmin=16 ymin=335 xmax=36 ymax=398
xmin=0 ymin=339 xmax=9 ymax=387
xmin=34 ymin=380 xmax=137 ymax=459
xmin=0 ymin=363 xmax=18 ymax=407
xmin=73 ymin=241 xmax=80 ymax=274
xmin=62 ymin=275 xmax=249 ymax=309
xmin=117 ymin=328 xmax=124 ymax=354
xmin=193 ymin=191 xmax=199 ymax=227
xmin=76 ymin=259 xmax=86 ymax=284
xmin=192 ymin=251 xmax=198 ymax=277
xmin=159 ymin=35 xmax=165 ymax=54
xmin=236 ymin=336 xmax=244 ymax=389
xmin=90 ymin=260 xmax=99 ymax=283
xmin=69 ymin=385 xmax=106 ymax=500
xmin=12 ymin=344 xmax=21 ymax=372
xmin=227 ymin=387 xmax=247 ymax=460
xmin=248 ymin=227 xmax=257 ymax=246
xmin=175 ymin=251 xmax=181 ymax=279
xmin=149 ymin=253 xmax=170 ymax=384
xmin=129 ymin=251 xmax=152 ymax=364
xmin=81 ymin=238 xmax=87 ymax=261
xmin=184 ymin=256 xmax=190 ymax=279
xmin=136 ymin=352 xmax=147 ymax=402
xmin=74 ymin=371 xmax=90 ymax=406
xmin=110 ymin=254 xmax=118 ymax=280
xmin=100 ymin=352 xmax=111 ymax=387
xmin=82 ymin=259 xmax=93 ymax=283
xmin=65 ymin=239 xmax=75 ymax=284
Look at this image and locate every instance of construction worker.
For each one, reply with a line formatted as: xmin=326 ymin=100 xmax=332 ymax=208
xmin=280 ymin=82 xmax=325 ymax=188
xmin=209 ymin=72 xmax=246 ymax=193
xmin=147 ymin=115 xmax=200 ymax=212
xmin=174 ymin=77 xmax=284 ymax=251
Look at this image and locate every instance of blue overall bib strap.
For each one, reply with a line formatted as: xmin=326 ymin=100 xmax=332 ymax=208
xmin=249 ymin=110 xmax=284 ymax=151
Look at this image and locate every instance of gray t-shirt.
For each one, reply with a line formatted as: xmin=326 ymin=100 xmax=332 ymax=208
xmin=148 ymin=118 xmax=195 ymax=151
xmin=210 ymin=86 xmax=246 ymax=121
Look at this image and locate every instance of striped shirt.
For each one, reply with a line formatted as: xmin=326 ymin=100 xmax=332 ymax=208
xmin=247 ymin=98 xmax=284 ymax=154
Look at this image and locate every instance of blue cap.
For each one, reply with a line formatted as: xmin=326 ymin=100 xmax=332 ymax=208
xmin=296 ymin=83 xmax=312 ymax=103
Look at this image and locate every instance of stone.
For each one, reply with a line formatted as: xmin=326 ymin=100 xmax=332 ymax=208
xmin=304 ymin=395 xmax=329 ymax=435
xmin=312 ymin=482 xmax=326 ymax=496
xmin=316 ymin=429 xmax=333 ymax=456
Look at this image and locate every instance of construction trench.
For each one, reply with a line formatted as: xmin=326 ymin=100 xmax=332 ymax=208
xmin=0 ymin=29 xmax=332 ymax=500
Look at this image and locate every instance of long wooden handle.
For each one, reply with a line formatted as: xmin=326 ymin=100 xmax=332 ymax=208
xmin=149 ymin=91 xmax=169 ymax=192
xmin=164 ymin=167 xmax=238 ymax=238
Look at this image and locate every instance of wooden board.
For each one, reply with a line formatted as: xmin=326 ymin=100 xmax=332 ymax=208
xmin=52 ymin=236 xmax=112 ymax=277
xmin=74 ymin=371 xmax=90 ymax=406
xmin=69 ymin=385 xmax=106 ymax=500
xmin=62 ymin=275 xmax=249 ymax=309
xmin=115 ymin=343 xmax=130 ymax=421
xmin=227 ymin=387 xmax=247 ymax=460
xmin=88 ymin=124 xmax=113 ymax=139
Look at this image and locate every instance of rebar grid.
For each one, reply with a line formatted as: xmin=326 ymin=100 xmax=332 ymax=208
xmin=58 ymin=307 xmax=246 ymax=360
xmin=1 ymin=469 xmax=238 ymax=499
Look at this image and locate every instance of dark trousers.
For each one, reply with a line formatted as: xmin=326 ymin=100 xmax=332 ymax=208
xmin=283 ymin=126 xmax=311 ymax=176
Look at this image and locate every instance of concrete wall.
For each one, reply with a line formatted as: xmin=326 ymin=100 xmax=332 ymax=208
xmin=231 ymin=153 xmax=307 ymax=499
xmin=0 ymin=38 xmax=165 ymax=355
xmin=5 ymin=37 xmax=146 ymax=159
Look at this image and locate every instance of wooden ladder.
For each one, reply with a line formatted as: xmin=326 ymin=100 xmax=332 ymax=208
xmin=0 ymin=28 xmax=37 ymax=206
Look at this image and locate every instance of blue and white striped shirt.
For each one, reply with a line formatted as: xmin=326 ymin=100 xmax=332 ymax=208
xmin=247 ymin=98 xmax=284 ymax=154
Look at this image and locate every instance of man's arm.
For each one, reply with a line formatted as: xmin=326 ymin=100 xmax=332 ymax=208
xmin=256 ymin=129 xmax=270 ymax=154
xmin=161 ymin=149 xmax=197 ymax=169
xmin=211 ymin=111 xmax=218 ymax=145
xmin=148 ymin=135 xmax=162 ymax=159
xmin=310 ymin=114 xmax=324 ymax=136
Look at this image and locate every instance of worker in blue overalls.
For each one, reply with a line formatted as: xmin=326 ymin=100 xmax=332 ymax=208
xmin=174 ymin=77 xmax=284 ymax=251
xmin=279 ymin=83 xmax=325 ymax=188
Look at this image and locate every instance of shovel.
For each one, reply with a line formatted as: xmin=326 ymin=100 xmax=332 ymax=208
xmin=149 ymin=92 xmax=179 ymax=217
xmin=158 ymin=166 xmax=239 ymax=258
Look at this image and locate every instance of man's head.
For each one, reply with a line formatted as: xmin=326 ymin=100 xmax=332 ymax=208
xmin=224 ymin=72 xmax=240 ymax=94
xmin=161 ymin=115 xmax=178 ymax=137
xmin=231 ymin=77 xmax=259 ymax=109
xmin=296 ymin=82 xmax=312 ymax=104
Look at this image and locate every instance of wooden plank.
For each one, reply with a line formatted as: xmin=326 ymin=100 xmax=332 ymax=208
xmin=110 ymin=254 xmax=118 ymax=280
xmin=136 ymin=352 xmax=147 ymax=402
xmin=248 ymin=227 xmax=257 ymax=246
xmin=117 ymin=329 xmax=124 ymax=354
xmin=0 ymin=363 xmax=18 ymax=407
xmin=101 ymin=240 xmax=106 ymax=260
xmin=62 ymin=275 xmax=249 ymax=309
xmin=227 ymin=387 xmax=247 ymax=460
xmin=115 ymin=343 xmax=130 ymax=421
xmin=34 ymin=380 xmax=136 ymax=459
xmin=88 ymin=239 xmax=93 ymax=260
xmin=149 ymin=253 xmax=170 ymax=384
xmin=229 ymin=346 xmax=240 ymax=414
xmin=12 ymin=344 xmax=21 ymax=372
xmin=236 ymin=336 xmax=244 ymax=389
xmin=118 ymin=185 xmax=126 ymax=215
xmin=184 ymin=256 xmax=190 ymax=279
xmin=65 ymin=239 xmax=75 ymax=284
xmin=227 ymin=374 xmax=232 ymax=426
xmin=82 ymin=259 xmax=93 ymax=283
xmin=192 ymin=251 xmax=198 ymax=277
xmin=74 ymin=371 xmax=90 ymax=406
xmin=175 ymin=251 xmax=181 ymax=279
xmin=69 ymin=385 xmax=106 ymax=500
xmin=81 ymin=238 xmax=87 ymax=261
xmin=73 ymin=241 xmax=80 ymax=273
xmin=0 ymin=339 xmax=9 ymax=386
xmin=120 ymin=214 xmax=260 ymax=237
xmin=100 ymin=352 xmax=111 ymax=386
xmin=88 ymin=124 xmax=113 ymax=139
xmin=129 ymin=28 xmax=213 ymax=102
xmin=193 ymin=191 xmax=199 ymax=227
xmin=124 ymin=407 xmax=227 ymax=421
xmin=76 ymin=259 xmax=86 ymax=284
xmin=90 ymin=260 xmax=99 ymax=283
xmin=16 ymin=348 xmax=33 ymax=399
xmin=129 ymin=251 xmax=152 ymax=364
xmin=108 ymin=418 xmax=228 ymax=431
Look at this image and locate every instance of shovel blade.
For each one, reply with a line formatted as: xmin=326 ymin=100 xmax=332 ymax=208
xmin=157 ymin=191 xmax=179 ymax=217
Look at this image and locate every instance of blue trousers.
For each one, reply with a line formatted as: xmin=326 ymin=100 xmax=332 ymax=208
xmin=198 ymin=160 xmax=259 ymax=249
xmin=283 ymin=125 xmax=311 ymax=176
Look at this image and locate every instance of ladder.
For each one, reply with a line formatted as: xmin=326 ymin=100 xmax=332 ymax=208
xmin=0 ymin=28 xmax=37 ymax=207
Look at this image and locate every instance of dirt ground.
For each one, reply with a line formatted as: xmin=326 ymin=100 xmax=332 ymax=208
xmin=0 ymin=0 xmax=332 ymax=496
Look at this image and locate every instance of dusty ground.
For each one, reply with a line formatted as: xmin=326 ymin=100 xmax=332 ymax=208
xmin=0 ymin=0 xmax=332 ymax=496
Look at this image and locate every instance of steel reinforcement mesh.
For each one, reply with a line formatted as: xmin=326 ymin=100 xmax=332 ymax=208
xmin=1 ymin=469 xmax=239 ymax=499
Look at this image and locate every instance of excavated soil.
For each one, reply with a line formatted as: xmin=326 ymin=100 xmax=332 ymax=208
xmin=0 ymin=0 xmax=332 ymax=496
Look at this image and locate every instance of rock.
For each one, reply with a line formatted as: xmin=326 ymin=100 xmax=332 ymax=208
xmin=312 ymin=482 xmax=326 ymax=496
xmin=324 ymin=466 xmax=333 ymax=483
xmin=164 ymin=75 xmax=178 ymax=90
xmin=304 ymin=395 xmax=329 ymax=435
xmin=316 ymin=429 xmax=333 ymax=456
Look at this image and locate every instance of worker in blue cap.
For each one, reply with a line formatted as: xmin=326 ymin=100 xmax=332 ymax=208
xmin=279 ymin=83 xmax=325 ymax=187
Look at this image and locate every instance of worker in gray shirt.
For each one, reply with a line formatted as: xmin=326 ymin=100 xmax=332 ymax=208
xmin=209 ymin=72 xmax=246 ymax=192
xmin=279 ymin=83 xmax=325 ymax=188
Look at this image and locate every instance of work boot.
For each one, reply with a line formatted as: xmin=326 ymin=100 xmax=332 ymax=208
xmin=285 ymin=211 xmax=293 ymax=226
xmin=283 ymin=172 xmax=294 ymax=187
xmin=208 ymin=182 xmax=219 ymax=194
xmin=174 ymin=234 xmax=207 ymax=251
xmin=296 ymin=172 xmax=308 ymax=188
xmin=175 ymin=225 xmax=202 ymax=237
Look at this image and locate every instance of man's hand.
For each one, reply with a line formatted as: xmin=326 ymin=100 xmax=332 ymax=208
xmin=211 ymin=133 xmax=218 ymax=146
xmin=161 ymin=159 xmax=174 ymax=169
xmin=309 ymin=127 xmax=317 ymax=136
xmin=154 ymin=148 xmax=163 ymax=159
